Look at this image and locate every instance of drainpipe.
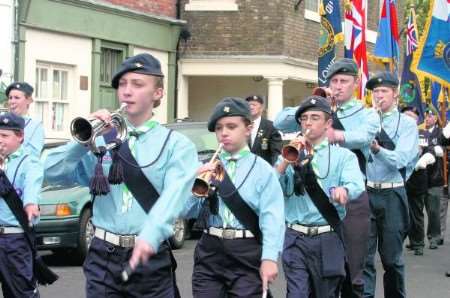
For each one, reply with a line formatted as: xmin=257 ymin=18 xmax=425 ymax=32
xmin=12 ymin=0 xmax=19 ymax=81
xmin=173 ymin=0 xmax=182 ymax=119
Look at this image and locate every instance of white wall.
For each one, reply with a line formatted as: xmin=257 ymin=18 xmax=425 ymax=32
xmin=133 ymin=47 xmax=169 ymax=124
xmin=0 ymin=0 xmax=14 ymax=84
xmin=24 ymin=28 xmax=92 ymax=137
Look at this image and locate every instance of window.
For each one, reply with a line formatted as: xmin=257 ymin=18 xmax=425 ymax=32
xmin=185 ymin=0 xmax=238 ymax=11
xmin=100 ymin=47 xmax=123 ymax=85
xmin=304 ymin=0 xmax=320 ymax=22
xmin=35 ymin=63 xmax=72 ymax=133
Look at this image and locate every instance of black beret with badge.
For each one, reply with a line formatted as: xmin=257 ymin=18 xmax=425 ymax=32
xmin=245 ymin=95 xmax=264 ymax=105
xmin=207 ymin=97 xmax=251 ymax=132
xmin=295 ymin=96 xmax=332 ymax=124
xmin=326 ymin=58 xmax=358 ymax=80
xmin=0 ymin=112 xmax=25 ymax=131
xmin=5 ymin=82 xmax=34 ymax=97
xmin=111 ymin=53 xmax=164 ymax=89
xmin=365 ymin=71 xmax=399 ymax=90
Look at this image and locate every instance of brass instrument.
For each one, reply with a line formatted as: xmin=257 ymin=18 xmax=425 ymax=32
xmin=281 ymin=129 xmax=314 ymax=164
xmin=192 ymin=144 xmax=225 ymax=197
xmin=70 ymin=103 xmax=128 ymax=153
xmin=312 ymin=87 xmax=337 ymax=113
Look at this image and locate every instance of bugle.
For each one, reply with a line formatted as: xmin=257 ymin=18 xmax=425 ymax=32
xmin=70 ymin=103 xmax=128 ymax=153
xmin=312 ymin=87 xmax=337 ymax=113
xmin=281 ymin=129 xmax=313 ymax=164
xmin=192 ymin=144 xmax=225 ymax=197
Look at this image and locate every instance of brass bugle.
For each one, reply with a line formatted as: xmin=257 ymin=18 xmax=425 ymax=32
xmin=70 ymin=103 xmax=128 ymax=152
xmin=192 ymin=143 xmax=224 ymax=197
xmin=281 ymin=129 xmax=312 ymax=163
xmin=312 ymin=87 xmax=338 ymax=113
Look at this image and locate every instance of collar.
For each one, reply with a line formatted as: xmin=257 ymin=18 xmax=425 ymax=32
xmin=338 ymin=98 xmax=358 ymax=111
xmin=252 ymin=117 xmax=262 ymax=128
xmin=220 ymin=146 xmax=251 ymax=161
xmin=6 ymin=146 xmax=23 ymax=163
xmin=382 ymin=106 xmax=398 ymax=119
xmin=127 ymin=119 xmax=158 ymax=137
xmin=313 ymin=138 xmax=328 ymax=152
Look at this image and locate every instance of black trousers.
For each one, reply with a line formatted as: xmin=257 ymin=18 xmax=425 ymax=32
xmin=0 ymin=233 xmax=39 ymax=298
xmin=341 ymin=191 xmax=370 ymax=298
xmin=282 ymin=228 xmax=345 ymax=298
xmin=192 ymin=233 xmax=264 ymax=298
xmin=83 ymin=237 xmax=178 ymax=298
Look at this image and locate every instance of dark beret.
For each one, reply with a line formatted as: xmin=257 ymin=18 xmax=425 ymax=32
xmin=207 ymin=97 xmax=251 ymax=132
xmin=5 ymin=82 xmax=34 ymax=97
xmin=0 ymin=113 xmax=25 ymax=131
xmin=245 ymin=95 xmax=264 ymax=105
xmin=111 ymin=53 xmax=164 ymax=89
xmin=326 ymin=58 xmax=358 ymax=80
xmin=366 ymin=71 xmax=399 ymax=90
xmin=295 ymin=96 xmax=332 ymax=124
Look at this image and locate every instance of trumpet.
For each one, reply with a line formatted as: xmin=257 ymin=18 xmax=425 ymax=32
xmin=192 ymin=144 xmax=225 ymax=197
xmin=281 ymin=129 xmax=314 ymax=164
xmin=70 ymin=103 xmax=128 ymax=153
xmin=312 ymin=87 xmax=338 ymax=113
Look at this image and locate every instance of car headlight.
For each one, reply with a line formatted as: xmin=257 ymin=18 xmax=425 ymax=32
xmin=40 ymin=203 xmax=73 ymax=216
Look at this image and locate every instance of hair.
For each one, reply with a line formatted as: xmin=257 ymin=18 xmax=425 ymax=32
xmin=13 ymin=130 xmax=24 ymax=138
xmin=324 ymin=113 xmax=331 ymax=121
xmin=151 ymin=76 xmax=164 ymax=108
xmin=242 ymin=117 xmax=252 ymax=126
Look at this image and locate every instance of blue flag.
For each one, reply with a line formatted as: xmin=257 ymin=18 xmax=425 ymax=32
xmin=412 ymin=0 xmax=450 ymax=87
xmin=431 ymin=81 xmax=450 ymax=120
xmin=318 ymin=0 xmax=343 ymax=86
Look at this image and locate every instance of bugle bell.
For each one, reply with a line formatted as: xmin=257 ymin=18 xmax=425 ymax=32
xmin=281 ymin=129 xmax=313 ymax=164
xmin=192 ymin=144 xmax=224 ymax=197
xmin=70 ymin=103 xmax=128 ymax=153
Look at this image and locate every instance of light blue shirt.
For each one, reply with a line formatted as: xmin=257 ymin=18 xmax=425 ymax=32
xmin=337 ymin=100 xmax=380 ymax=160
xmin=23 ymin=117 xmax=44 ymax=156
xmin=0 ymin=147 xmax=43 ymax=226
xmin=367 ymin=109 xmax=419 ymax=183
xmin=277 ymin=139 xmax=365 ymax=226
xmin=184 ymin=153 xmax=285 ymax=262
xmin=44 ymin=123 xmax=198 ymax=252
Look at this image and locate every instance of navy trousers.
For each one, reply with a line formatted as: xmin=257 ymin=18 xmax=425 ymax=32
xmin=192 ymin=233 xmax=264 ymax=298
xmin=341 ymin=191 xmax=370 ymax=298
xmin=0 ymin=233 xmax=39 ymax=298
xmin=363 ymin=187 xmax=409 ymax=298
xmin=282 ymin=228 xmax=345 ymax=298
xmin=84 ymin=237 xmax=178 ymax=298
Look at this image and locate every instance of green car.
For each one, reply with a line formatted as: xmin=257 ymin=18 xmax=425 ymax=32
xmin=35 ymin=122 xmax=217 ymax=262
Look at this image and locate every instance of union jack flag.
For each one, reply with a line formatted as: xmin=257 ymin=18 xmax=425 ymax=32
xmin=344 ymin=0 xmax=368 ymax=101
xmin=405 ymin=8 xmax=418 ymax=56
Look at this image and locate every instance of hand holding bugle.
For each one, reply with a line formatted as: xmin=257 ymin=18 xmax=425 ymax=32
xmin=192 ymin=143 xmax=225 ymax=197
xmin=281 ymin=129 xmax=314 ymax=164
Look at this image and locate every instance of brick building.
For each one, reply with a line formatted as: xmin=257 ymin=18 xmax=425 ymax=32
xmin=177 ymin=0 xmax=383 ymax=121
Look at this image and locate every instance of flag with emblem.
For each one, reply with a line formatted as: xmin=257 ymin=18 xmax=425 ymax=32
xmin=371 ymin=0 xmax=400 ymax=74
xmin=400 ymin=7 xmax=425 ymax=122
xmin=343 ymin=0 xmax=369 ymax=101
xmin=318 ymin=0 xmax=343 ymax=86
xmin=412 ymin=0 xmax=450 ymax=88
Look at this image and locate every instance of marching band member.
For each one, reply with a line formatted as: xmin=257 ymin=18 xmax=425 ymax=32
xmin=44 ymin=53 xmax=198 ymax=297
xmin=5 ymin=82 xmax=44 ymax=156
xmin=186 ymin=97 xmax=285 ymax=298
xmin=276 ymin=95 xmax=365 ymax=297
xmin=363 ymin=71 xmax=419 ymax=298
xmin=0 ymin=113 xmax=43 ymax=297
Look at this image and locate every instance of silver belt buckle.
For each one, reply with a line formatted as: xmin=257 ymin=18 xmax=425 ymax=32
xmin=222 ymin=229 xmax=236 ymax=239
xmin=119 ymin=235 xmax=135 ymax=248
xmin=308 ymin=226 xmax=319 ymax=236
xmin=373 ymin=183 xmax=382 ymax=189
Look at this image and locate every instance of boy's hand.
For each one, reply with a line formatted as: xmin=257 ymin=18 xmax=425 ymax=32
xmin=24 ymin=203 xmax=39 ymax=224
xmin=260 ymin=260 xmax=278 ymax=295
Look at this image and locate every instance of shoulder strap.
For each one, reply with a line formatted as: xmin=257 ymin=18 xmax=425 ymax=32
xmin=217 ymin=156 xmax=262 ymax=242
xmin=375 ymin=128 xmax=406 ymax=180
xmin=332 ymin=113 xmax=345 ymax=131
xmin=103 ymin=129 xmax=173 ymax=213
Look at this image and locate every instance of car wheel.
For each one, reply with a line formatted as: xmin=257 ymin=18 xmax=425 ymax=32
xmin=75 ymin=208 xmax=94 ymax=263
xmin=169 ymin=218 xmax=186 ymax=249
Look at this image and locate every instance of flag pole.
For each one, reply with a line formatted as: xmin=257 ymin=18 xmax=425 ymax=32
xmin=442 ymin=88 xmax=448 ymax=187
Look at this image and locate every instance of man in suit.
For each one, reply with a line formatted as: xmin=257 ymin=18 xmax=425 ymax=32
xmin=245 ymin=95 xmax=282 ymax=165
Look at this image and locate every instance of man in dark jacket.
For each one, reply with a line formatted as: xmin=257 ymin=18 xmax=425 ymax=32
xmin=245 ymin=95 xmax=282 ymax=165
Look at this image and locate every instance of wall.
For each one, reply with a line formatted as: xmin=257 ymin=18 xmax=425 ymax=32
xmin=103 ymin=0 xmax=177 ymax=18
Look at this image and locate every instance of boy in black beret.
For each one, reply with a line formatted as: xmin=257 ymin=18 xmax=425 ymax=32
xmin=188 ymin=97 xmax=285 ymax=297
xmin=245 ymin=95 xmax=282 ymax=166
xmin=0 ymin=112 xmax=44 ymax=297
